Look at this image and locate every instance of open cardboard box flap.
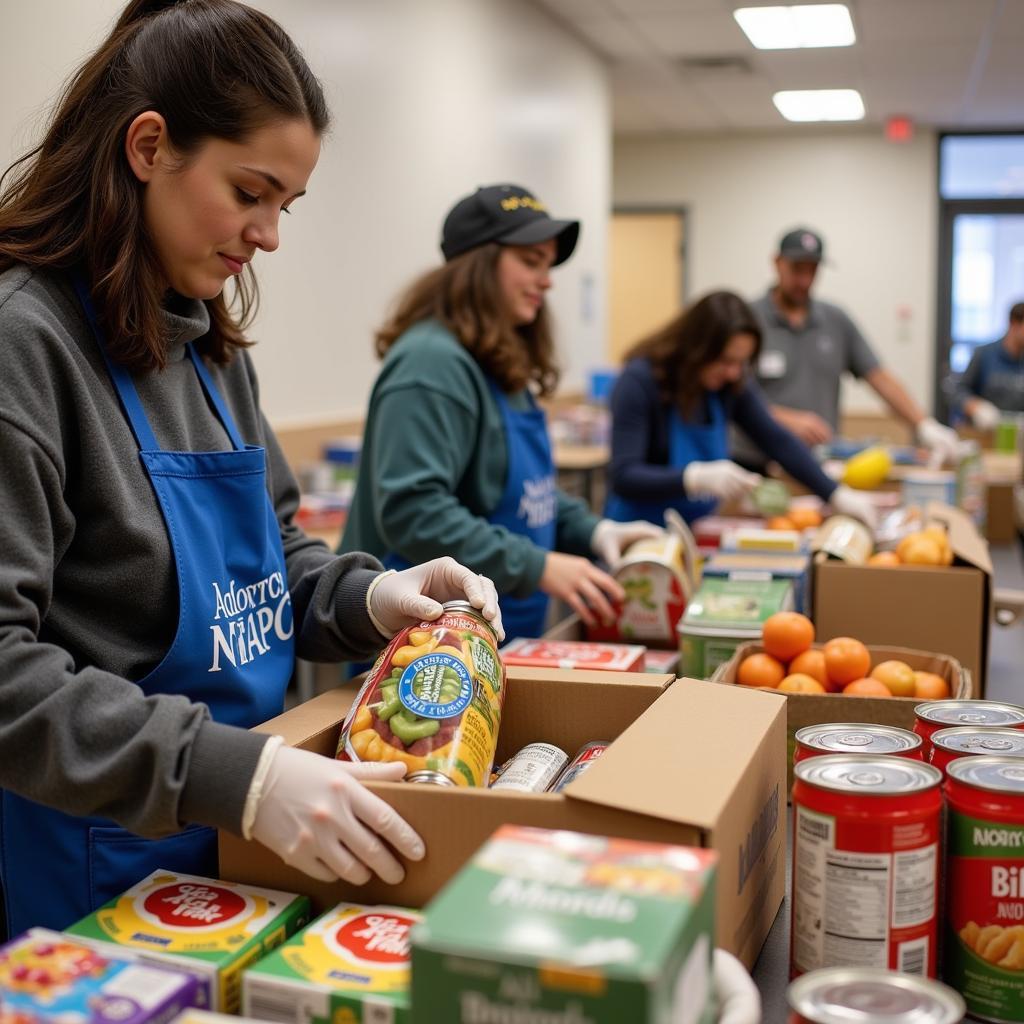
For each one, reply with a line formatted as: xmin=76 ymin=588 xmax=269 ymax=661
xmin=927 ymin=501 xmax=992 ymax=574
xmin=562 ymin=677 xmax=786 ymax=830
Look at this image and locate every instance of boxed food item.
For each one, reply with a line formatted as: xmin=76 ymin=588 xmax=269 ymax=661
xmin=689 ymin=515 xmax=765 ymax=552
xmin=677 ymin=577 xmax=794 ymax=680
xmin=65 ymin=873 xmax=310 ymax=1013
xmin=500 ymin=638 xmax=646 ymax=673
xmin=410 ymin=825 xmax=717 ymax=1024
xmin=546 ymin=615 xmax=679 ymax=675
xmin=643 ymin=648 xmax=680 ymax=675
xmin=813 ymin=503 xmax=992 ymax=694
xmin=720 ymin=528 xmax=806 ymax=553
xmin=0 ymin=929 xmax=199 ymax=1024
xmin=218 ymin=669 xmax=787 ymax=970
xmin=241 ymin=903 xmax=418 ymax=1024
xmin=701 ymin=551 xmax=811 ymax=615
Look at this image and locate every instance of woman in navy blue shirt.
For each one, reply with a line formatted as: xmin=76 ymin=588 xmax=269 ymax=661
xmin=605 ymin=291 xmax=875 ymax=526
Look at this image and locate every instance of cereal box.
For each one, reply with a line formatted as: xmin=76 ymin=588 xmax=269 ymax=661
xmin=0 ymin=929 xmax=199 ymax=1024
xmin=500 ymin=639 xmax=646 ymax=672
xmin=65 ymin=873 xmax=309 ymax=1013
xmin=411 ymin=825 xmax=717 ymax=1024
xmin=241 ymin=903 xmax=419 ymax=1024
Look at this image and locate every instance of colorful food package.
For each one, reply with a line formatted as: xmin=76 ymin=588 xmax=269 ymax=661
xmin=336 ymin=601 xmax=505 ymax=787
xmin=701 ymin=550 xmax=811 ymax=615
xmin=411 ymin=825 xmax=718 ymax=1024
xmin=0 ymin=929 xmax=200 ymax=1024
xmin=241 ymin=903 xmax=418 ymax=1024
xmin=500 ymin=639 xmax=646 ymax=672
xmin=64 ymin=873 xmax=310 ymax=1013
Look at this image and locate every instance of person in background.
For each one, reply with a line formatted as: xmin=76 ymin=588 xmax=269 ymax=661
xmin=734 ymin=227 xmax=960 ymax=467
xmin=0 ymin=0 xmax=504 ymax=936
xmin=341 ymin=185 xmax=659 ymax=639
xmin=605 ymin=291 xmax=877 ymax=527
xmin=957 ymin=301 xmax=1024 ymax=428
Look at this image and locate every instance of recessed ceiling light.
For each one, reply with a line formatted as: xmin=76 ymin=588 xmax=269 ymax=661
xmin=734 ymin=4 xmax=856 ymax=49
xmin=773 ymin=89 xmax=865 ymax=122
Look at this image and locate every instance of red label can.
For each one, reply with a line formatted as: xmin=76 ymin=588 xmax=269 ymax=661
xmin=335 ymin=600 xmax=505 ymax=787
xmin=943 ymin=756 xmax=1024 ymax=1022
xmin=787 ymin=966 xmax=965 ymax=1023
xmin=549 ymin=741 xmax=609 ymax=793
xmin=914 ymin=701 xmax=1024 ymax=762
xmin=791 ymin=754 xmax=943 ymax=979
xmin=794 ymin=724 xmax=924 ymax=766
xmin=930 ymin=727 xmax=1024 ymax=779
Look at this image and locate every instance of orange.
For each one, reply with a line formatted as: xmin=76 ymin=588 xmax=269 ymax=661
xmin=914 ymin=671 xmax=951 ymax=701
xmin=778 ymin=673 xmax=826 ymax=694
xmin=767 ymin=516 xmax=796 ymax=531
xmin=762 ymin=612 xmax=815 ymax=663
xmin=787 ymin=506 xmax=823 ymax=530
xmin=737 ymin=653 xmax=785 ymax=688
xmin=897 ymin=533 xmax=944 ymax=565
xmin=823 ymin=637 xmax=871 ymax=686
xmin=789 ymin=649 xmax=829 ymax=687
xmin=870 ymin=660 xmax=917 ymax=698
xmin=867 ymin=551 xmax=901 ymax=567
xmin=843 ymin=677 xmax=894 ymax=698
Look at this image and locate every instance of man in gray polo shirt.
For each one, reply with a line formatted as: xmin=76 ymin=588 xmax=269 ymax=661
xmin=735 ymin=228 xmax=959 ymax=467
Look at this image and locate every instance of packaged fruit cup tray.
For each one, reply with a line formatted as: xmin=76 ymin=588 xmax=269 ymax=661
xmin=712 ymin=641 xmax=969 ymax=792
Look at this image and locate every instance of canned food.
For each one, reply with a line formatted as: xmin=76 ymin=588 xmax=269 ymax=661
xmin=336 ymin=600 xmax=505 ymax=787
xmin=787 ymin=966 xmax=965 ymax=1023
xmin=549 ymin=741 xmax=609 ymax=793
xmin=794 ymin=724 xmax=923 ymax=765
xmin=813 ymin=515 xmax=873 ymax=565
xmin=405 ymin=770 xmax=455 ymax=786
xmin=943 ymin=756 xmax=1024 ymax=1022
xmin=490 ymin=743 xmax=568 ymax=793
xmin=914 ymin=701 xmax=1024 ymax=761
xmin=930 ymin=728 xmax=1024 ymax=779
xmin=792 ymin=755 xmax=943 ymax=978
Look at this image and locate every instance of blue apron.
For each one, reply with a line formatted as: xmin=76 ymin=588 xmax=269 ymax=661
xmin=381 ymin=380 xmax=557 ymax=641
xmin=0 ymin=280 xmax=294 ymax=934
xmin=605 ymin=392 xmax=728 ymax=525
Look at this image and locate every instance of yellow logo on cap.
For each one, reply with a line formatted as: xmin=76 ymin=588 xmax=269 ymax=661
xmin=500 ymin=195 xmax=546 ymax=213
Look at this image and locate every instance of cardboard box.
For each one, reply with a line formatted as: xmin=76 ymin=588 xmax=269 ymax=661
xmin=982 ymin=450 xmax=1020 ymax=542
xmin=500 ymin=638 xmax=646 ymax=672
xmin=219 ymin=669 xmax=787 ymax=970
xmin=410 ymin=825 xmax=717 ymax=1024
xmin=713 ymin=642 xmax=970 ymax=790
xmin=812 ymin=503 xmax=992 ymax=695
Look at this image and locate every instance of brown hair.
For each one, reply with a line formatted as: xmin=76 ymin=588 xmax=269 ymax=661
xmin=624 ymin=290 xmax=762 ymax=418
xmin=1010 ymin=302 xmax=1024 ymax=324
xmin=375 ymin=244 xmax=560 ymax=396
xmin=0 ymin=0 xmax=329 ymax=371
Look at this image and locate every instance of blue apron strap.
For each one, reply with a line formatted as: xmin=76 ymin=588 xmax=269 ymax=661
xmin=187 ymin=344 xmax=245 ymax=452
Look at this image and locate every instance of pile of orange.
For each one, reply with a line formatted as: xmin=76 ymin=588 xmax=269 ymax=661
xmin=866 ymin=524 xmax=954 ymax=568
xmin=766 ymin=504 xmax=824 ymax=532
xmin=736 ymin=612 xmax=951 ymax=699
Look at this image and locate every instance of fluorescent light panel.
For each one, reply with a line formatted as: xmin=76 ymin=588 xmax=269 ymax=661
xmin=773 ymin=88 xmax=865 ymax=122
xmin=734 ymin=4 xmax=855 ymax=49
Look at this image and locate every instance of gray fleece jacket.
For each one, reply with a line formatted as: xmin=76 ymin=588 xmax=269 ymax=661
xmin=0 ymin=265 xmax=386 ymax=838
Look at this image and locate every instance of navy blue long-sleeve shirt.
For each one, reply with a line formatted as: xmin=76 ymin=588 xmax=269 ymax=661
xmin=608 ymin=357 xmax=838 ymax=503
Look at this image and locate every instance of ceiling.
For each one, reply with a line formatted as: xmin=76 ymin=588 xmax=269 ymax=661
xmin=532 ymin=0 xmax=1024 ymax=135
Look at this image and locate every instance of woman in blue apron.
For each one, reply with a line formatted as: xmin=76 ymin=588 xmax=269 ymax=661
xmin=340 ymin=184 xmax=661 ymax=641
xmin=0 ymin=0 xmax=501 ymax=937
xmin=604 ymin=291 xmax=876 ymax=527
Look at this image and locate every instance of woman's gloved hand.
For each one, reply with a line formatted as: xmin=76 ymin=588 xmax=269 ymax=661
xmin=916 ymin=416 xmax=961 ymax=469
xmin=366 ymin=557 xmax=503 ymax=641
xmin=683 ymin=460 xmax=762 ymax=502
xmin=829 ymin=484 xmax=878 ymax=531
xmin=250 ymin=743 xmax=425 ymax=885
xmin=590 ymin=519 xmax=664 ymax=569
xmin=712 ymin=948 xmax=762 ymax=1024
xmin=969 ymin=398 xmax=1001 ymax=431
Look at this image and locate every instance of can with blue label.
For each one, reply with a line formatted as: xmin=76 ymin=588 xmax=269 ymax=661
xmin=336 ymin=600 xmax=505 ymax=787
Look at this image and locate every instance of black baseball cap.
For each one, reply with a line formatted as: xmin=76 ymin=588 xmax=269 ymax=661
xmin=778 ymin=227 xmax=826 ymax=264
xmin=441 ymin=184 xmax=580 ymax=265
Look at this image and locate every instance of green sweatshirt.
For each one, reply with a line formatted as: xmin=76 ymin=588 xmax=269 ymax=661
xmin=341 ymin=321 xmax=599 ymax=596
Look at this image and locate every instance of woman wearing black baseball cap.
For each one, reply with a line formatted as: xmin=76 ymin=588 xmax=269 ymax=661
xmin=341 ymin=184 xmax=660 ymax=639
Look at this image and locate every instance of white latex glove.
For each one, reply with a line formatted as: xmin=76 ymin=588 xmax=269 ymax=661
xmin=683 ymin=460 xmax=762 ymax=502
xmin=590 ymin=518 xmax=664 ymax=569
xmin=712 ymin=949 xmax=761 ymax=1024
xmin=250 ymin=744 xmax=425 ymax=885
xmin=916 ymin=416 xmax=960 ymax=469
xmin=367 ymin=557 xmax=503 ymax=641
xmin=829 ymin=484 xmax=878 ymax=532
xmin=970 ymin=398 xmax=1001 ymax=431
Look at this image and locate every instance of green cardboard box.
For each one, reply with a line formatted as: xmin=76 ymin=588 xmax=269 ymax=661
xmin=411 ymin=825 xmax=717 ymax=1024
xmin=241 ymin=902 xmax=419 ymax=1024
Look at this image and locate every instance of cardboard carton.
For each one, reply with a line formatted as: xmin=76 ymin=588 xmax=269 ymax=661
xmin=219 ymin=669 xmax=786 ymax=970
xmin=812 ymin=503 xmax=991 ymax=695
xmin=713 ymin=642 xmax=969 ymax=790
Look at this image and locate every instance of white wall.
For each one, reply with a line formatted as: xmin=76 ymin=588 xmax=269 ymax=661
xmin=1 ymin=0 xmax=610 ymax=424
xmin=614 ymin=131 xmax=938 ymax=414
